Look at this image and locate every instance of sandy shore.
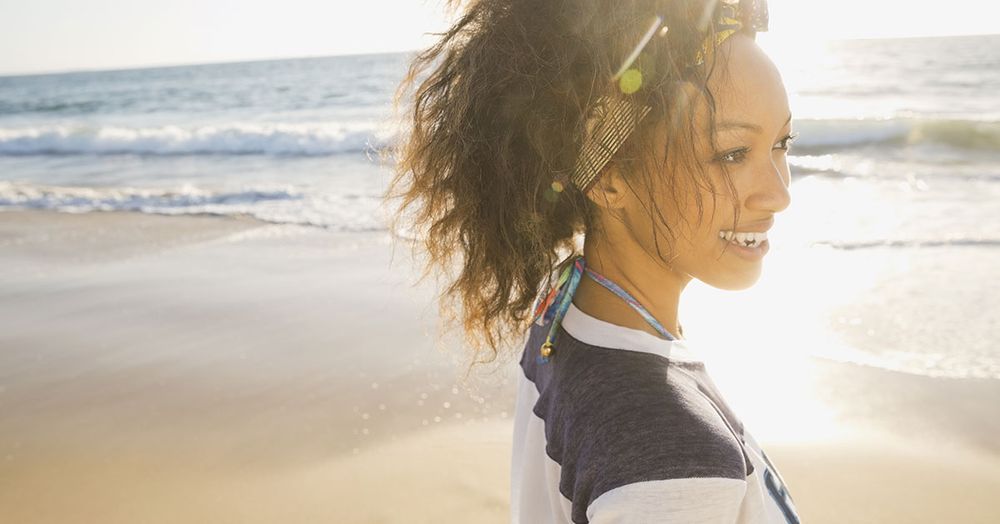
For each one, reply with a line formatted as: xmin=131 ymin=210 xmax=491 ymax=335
xmin=1 ymin=209 xmax=998 ymax=523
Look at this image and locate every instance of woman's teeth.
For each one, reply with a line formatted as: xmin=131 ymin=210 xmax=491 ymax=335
xmin=719 ymin=230 xmax=767 ymax=248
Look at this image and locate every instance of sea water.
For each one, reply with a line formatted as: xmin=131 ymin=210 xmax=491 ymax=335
xmin=1 ymin=34 xmax=997 ymax=379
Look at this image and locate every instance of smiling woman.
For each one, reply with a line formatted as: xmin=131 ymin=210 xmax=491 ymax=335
xmin=384 ymin=0 xmax=801 ymax=522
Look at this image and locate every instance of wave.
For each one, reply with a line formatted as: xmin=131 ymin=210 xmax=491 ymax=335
xmin=0 ymin=181 xmax=388 ymax=231
xmin=812 ymin=238 xmax=1000 ymax=250
xmin=0 ymin=99 xmax=107 ymax=115
xmin=0 ymin=180 xmax=303 ymax=210
xmin=789 ymin=165 xmax=1000 ymax=182
xmin=810 ymin=347 xmax=1000 ymax=381
xmin=4 ymin=116 xmax=995 ymax=158
xmin=0 ymin=122 xmax=394 ymax=156
xmin=793 ymin=117 xmax=1000 ymax=152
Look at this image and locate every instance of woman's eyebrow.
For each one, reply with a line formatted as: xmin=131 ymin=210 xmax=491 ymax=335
xmin=717 ymin=112 xmax=793 ymax=133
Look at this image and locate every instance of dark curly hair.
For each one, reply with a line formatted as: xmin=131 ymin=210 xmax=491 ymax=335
xmin=382 ymin=0 xmax=742 ymax=372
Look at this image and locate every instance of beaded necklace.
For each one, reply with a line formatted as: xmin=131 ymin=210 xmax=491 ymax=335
xmin=529 ymin=255 xmax=682 ymax=364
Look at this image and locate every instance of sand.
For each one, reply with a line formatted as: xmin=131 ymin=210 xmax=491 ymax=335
xmin=1 ymin=209 xmax=998 ymax=523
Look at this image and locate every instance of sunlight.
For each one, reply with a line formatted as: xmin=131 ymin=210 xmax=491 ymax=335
xmin=760 ymin=0 xmax=994 ymax=43
xmin=682 ymin=241 xmax=888 ymax=445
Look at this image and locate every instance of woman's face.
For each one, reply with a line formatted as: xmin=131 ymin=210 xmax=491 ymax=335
xmin=625 ymin=32 xmax=793 ymax=291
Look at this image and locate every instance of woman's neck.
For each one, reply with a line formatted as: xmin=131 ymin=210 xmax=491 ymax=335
xmin=575 ymin=237 xmax=688 ymax=341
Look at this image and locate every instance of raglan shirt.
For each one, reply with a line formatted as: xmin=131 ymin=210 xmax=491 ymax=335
xmin=510 ymin=302 xmax=801 ymax=524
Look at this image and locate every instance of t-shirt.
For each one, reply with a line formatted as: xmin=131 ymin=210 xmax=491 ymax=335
xmin=510 ymin=301 xmax=802 ymax=523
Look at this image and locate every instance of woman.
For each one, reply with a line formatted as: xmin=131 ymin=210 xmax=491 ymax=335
xmin=386 ymin=0 xmax=801 ymax=522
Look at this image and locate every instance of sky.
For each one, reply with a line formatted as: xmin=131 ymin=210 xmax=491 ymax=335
xmin=0 ymin=0 xmax=996 ymax=76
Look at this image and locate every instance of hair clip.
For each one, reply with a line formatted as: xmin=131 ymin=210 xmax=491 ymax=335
xmin=569 ymin=0 xmax=770 ymax=193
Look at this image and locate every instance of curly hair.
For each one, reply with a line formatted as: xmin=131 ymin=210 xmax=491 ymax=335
xmin=382 ymin=0 xmax=742 ymax=372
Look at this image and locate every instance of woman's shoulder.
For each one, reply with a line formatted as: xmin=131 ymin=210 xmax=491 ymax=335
xmin=540 ymin=339 xmax=750 ymax=480
xmin=519 ymin=323 xmax=752 ymax=522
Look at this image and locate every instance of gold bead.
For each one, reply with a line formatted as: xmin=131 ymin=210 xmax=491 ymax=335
xmin=540 ymin=342 xmax=553 ymax=357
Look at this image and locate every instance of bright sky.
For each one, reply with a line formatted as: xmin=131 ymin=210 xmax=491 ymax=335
xmin=0 ymin=0 xmax=995 ymax=76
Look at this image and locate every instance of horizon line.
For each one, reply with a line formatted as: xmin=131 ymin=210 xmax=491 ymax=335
xmin=2 ymin=31 xmax=997 ymax=80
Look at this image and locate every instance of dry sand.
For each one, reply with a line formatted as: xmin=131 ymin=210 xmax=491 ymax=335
xmin=1 ymin=210 xmax=998 ymax=523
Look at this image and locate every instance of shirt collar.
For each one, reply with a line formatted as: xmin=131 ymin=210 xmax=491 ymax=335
xmin=560 ymin=301 xmax=705 ymax=364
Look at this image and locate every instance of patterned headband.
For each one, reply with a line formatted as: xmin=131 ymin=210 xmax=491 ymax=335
xmin=569 ymin=0 xmax=770 ymax=194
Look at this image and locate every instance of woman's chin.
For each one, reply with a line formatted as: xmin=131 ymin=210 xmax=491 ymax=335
xmin=707 ymin=239 xmax=768 ymax=288
xmin=703 ymin=263 xmax=763 ymax=291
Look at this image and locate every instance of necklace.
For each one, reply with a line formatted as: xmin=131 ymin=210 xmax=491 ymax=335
xmin=530 ymin=255 xmax=682 ymax=363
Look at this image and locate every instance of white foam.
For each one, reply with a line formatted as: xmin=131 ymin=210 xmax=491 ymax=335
xmin=0 ymin=181 xmax=390 ymax=232
xmin=0 ymin=122 xmax=396 ymax=156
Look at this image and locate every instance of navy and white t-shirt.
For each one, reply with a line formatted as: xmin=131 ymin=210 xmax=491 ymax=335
xmin=510 ymin=301 xmax=801 ymax=523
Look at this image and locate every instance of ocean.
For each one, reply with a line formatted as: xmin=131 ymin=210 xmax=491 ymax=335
xmin=1 ymin=33 xmax=997 ymax=380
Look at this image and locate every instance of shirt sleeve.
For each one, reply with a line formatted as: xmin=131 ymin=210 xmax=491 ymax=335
xmin=585 ymin=477 xmax=747 ymax=524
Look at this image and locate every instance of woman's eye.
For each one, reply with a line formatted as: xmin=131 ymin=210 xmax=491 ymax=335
xmin=774 ymin=132 xmax=799 ymax=152
xmin=716 ymin=132 xmax=798 ymax=164
xmin=716 ymin=148 xmax=748 ymax=164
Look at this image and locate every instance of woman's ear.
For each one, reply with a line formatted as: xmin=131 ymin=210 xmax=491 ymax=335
xmin=584 ymin=163 xmax=630 ymax=211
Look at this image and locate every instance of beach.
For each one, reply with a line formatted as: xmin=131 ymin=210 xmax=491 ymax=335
xmin=2 ymin=33 xmax=999 ymax=523
xmin=1 ymin=209 xmax=999 ymax=523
